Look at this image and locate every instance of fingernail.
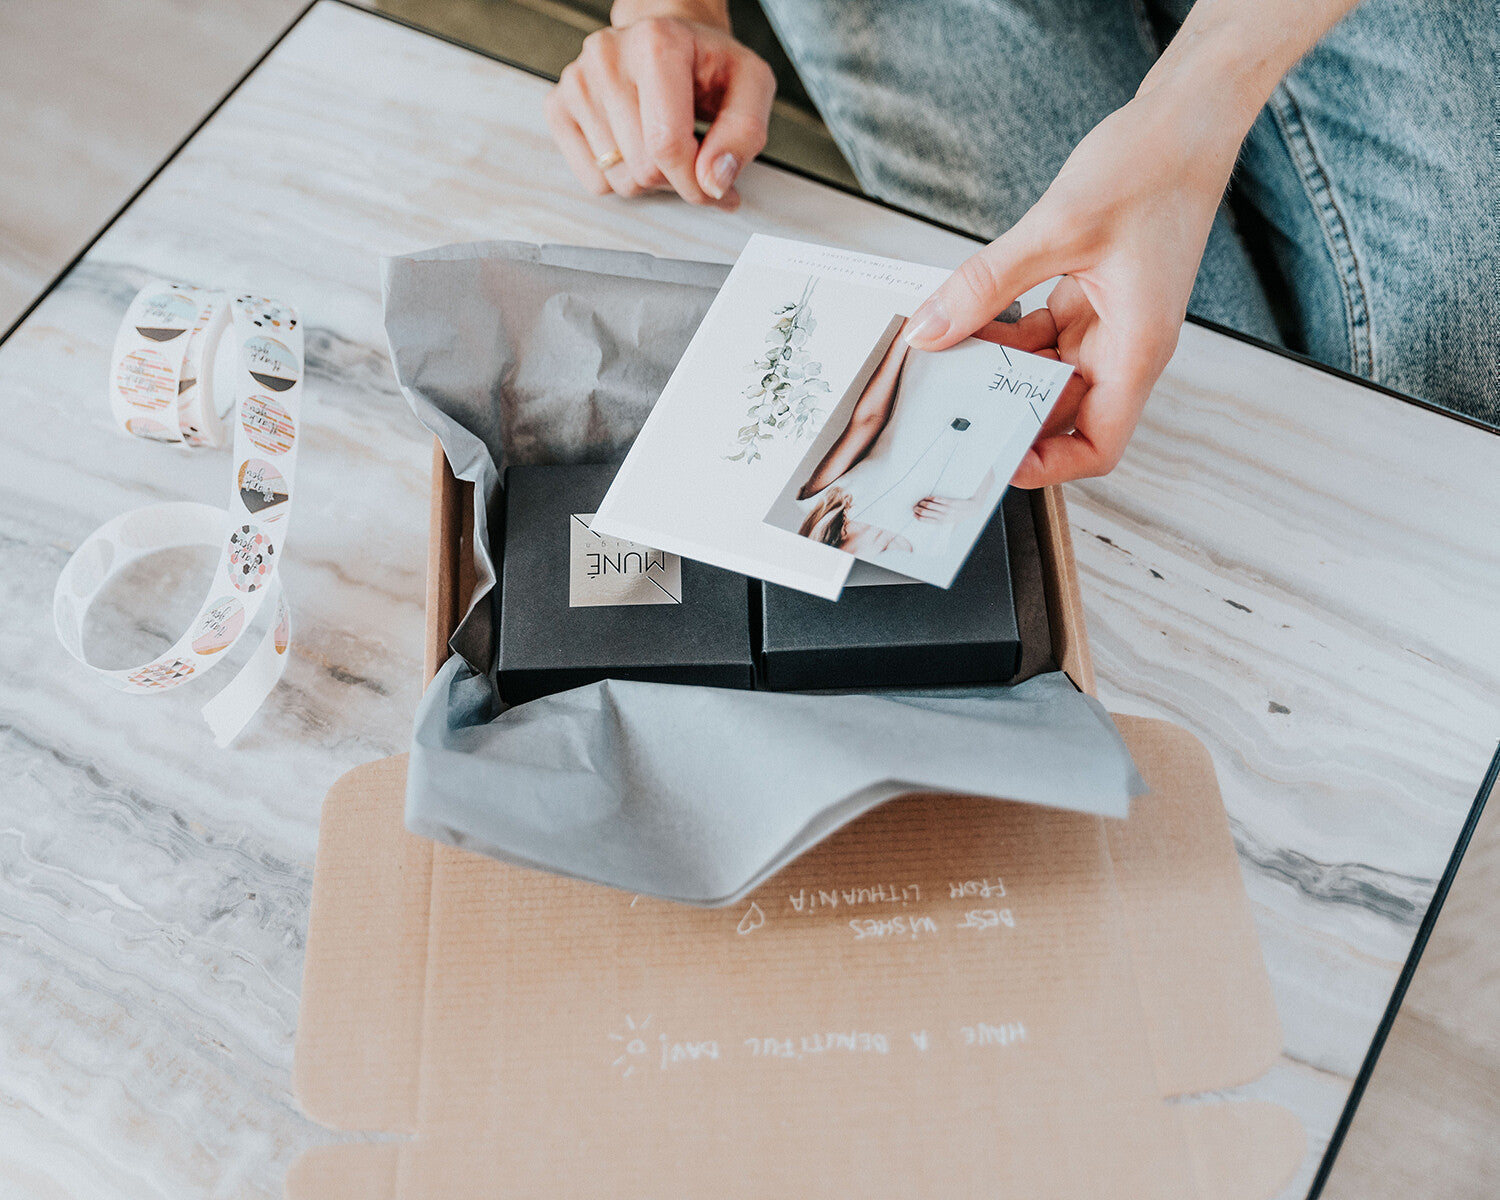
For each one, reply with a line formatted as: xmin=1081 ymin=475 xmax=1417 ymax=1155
xmin=904 ymin=305 xmax=949 ymax=347
xmin=705 ymin=152 xmax=739 ymax=200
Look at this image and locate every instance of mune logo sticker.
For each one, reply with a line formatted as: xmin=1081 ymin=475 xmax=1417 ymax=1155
xmin=569 ymin=514 xmax=682 ymax=607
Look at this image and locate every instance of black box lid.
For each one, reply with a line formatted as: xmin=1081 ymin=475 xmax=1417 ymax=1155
xmin=499 ymin=463 xmax=753 ymax=705
xmin=759 ymin=489 xmax=1025 ymax=691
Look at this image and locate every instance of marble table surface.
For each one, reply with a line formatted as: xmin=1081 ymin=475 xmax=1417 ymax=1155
xmin=1 ymin=4 xmax=1497 ymax=1196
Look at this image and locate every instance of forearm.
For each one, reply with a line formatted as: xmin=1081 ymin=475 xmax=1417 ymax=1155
xmin=800 ymin=337 xmax=910 ymax=495
xmin=1138 ymin=0 xmax=1362 ymax=139
xmin=801 ymin=419 xmax=880 ymax=496
xmin=612 ymin=0 xmax=730 ymax=30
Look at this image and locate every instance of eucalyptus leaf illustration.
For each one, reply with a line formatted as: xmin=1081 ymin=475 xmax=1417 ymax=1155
xmin=725 ymin=277 xmax=828 ymax=465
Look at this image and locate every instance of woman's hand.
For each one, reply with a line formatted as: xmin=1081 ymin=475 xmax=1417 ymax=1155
xmin=904 ymin=40 xmax=1269 ymax=488
xmin=544 ymin=1 xmax=776 ymax=210
xmin=912 ymin=495 xmax=975 ymax=524
xmin=914 ymin=466 xmax=996 ymax=523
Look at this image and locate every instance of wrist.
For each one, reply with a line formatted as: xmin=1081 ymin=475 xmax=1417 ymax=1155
xmin=1139 ymin=60 xmax=1262 ymax=144
xmin=1136 ymin=11 xmax=1298 ymax=134
xmin=1130 ymin=38 xmax=1268 ymax=192
xmin=611 ymin=0 xmax=730 ymax=30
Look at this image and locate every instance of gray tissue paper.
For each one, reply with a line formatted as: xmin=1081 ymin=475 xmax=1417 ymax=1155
xmin=381 ymin=239 xmax=1146 ymax=907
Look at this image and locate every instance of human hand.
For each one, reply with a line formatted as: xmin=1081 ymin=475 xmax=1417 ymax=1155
xmin=904 ymin=76 xmax=1259 ymax=487
xmin=544 ymin=1 xmax=776 ymax=210
xmin=912 ymin=494 xmax=978 ymax=524
xmin=913 ymin=464 xmax=994 ymax=523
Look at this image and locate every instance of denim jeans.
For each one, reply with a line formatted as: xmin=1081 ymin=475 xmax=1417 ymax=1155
xmin=758 ymin=0 xmax=1499 ymax=425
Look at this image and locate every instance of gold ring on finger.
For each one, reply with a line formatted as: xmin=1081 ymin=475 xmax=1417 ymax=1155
xmin=594 ymin=148 xmax=624 ymax=172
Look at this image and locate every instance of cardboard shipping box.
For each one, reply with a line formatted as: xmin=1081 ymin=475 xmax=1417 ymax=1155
xmin=288 ymin=450 xmax=1302 ymax=1198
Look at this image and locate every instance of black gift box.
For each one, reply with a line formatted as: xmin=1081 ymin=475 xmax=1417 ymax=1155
xmin=758 ymin=488 xmax=1030 ymax=691
xmin=498 ymin=463 xmax=755 ymax=705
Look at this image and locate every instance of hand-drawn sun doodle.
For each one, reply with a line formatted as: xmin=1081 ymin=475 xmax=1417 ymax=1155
xmin=608 ymin=1014 xmax=653 ymax=1078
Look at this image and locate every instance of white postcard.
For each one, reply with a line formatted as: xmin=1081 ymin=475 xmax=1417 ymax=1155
xmin=591 ymin=236 xmax=953 ymax=598
xmin=591 ymin=235 xmax=1070 ymax=597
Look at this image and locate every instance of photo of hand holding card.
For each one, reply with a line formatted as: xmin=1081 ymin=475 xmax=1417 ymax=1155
xmin=593 ymin=235 xmax=1074 ymax=597
xmin=766 ymin=316 xmax=1073 ymax=587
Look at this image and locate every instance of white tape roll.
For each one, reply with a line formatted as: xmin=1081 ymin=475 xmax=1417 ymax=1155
xmin=54 ymin=282 xmax=304 ymax=746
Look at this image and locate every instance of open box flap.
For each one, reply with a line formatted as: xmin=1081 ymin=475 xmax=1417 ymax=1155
xmin=294 ymin=754 xmax=432 ymax=1137
xmin=291 ymin=715 xmax=1299 ymax=1198
xmin=1105 ymin=717 xmax=1284 ymax=1094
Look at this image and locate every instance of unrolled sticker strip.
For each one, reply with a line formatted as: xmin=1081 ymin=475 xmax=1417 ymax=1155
xmin=54 ymin=282 xmax=303 ymax=746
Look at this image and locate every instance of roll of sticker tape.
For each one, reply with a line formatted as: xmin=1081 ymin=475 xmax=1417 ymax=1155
xmin=54 ymin=282 xmax=304 ymax=746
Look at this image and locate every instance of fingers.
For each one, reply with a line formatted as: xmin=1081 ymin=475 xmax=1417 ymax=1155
xmin=1009 ymin=360 xmax=1153 ymax=488
xmin=1010 ymin=430 xmax=1117 ymax=489
xmin=586 ymin=61 xmax=665 ymax=195
xmin=547 ymin=21 xmax=771 ymax=207
xmin=544 ymin=96 xmax=610 ymax=196
xmin=631 ymin=25 xmax=717 ymax=204
xmin=970 ymin=308 xmax=1059 ymax=355
xmin=561 ymin=40 xmax=657 ymax=198
xmin=1037 ymin=371 xmax=1086 ymax=440
xmin=904 ymin=220 xmax=1059 ymax=351
xmin=545 ymin=65 xmax=614 ymax=195
xmin=695 ymin=51 xmax=775 ymax=200
xmin=548 ymin=32 xmax=674 ymax=200
xmin=912 ymin=496 xmax=961 ymax=523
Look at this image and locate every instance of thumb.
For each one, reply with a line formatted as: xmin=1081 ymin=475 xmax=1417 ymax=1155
xmin=695 ymin=54 xmax=775 ymax=200
xmin=905 ymin=224 xmax=1056 ymax=350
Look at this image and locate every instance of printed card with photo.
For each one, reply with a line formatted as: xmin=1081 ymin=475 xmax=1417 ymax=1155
xmin=592 ymin=236 xmax=954 ymax=598
xmin=592 ymin=235 xmax=1071 ymax=597
xmin=764 ymin=324 xmax=1074 ymax=588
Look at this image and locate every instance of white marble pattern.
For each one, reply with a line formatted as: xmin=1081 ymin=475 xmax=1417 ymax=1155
xmin=0 ymin=4 xmax=1497 ymax=1197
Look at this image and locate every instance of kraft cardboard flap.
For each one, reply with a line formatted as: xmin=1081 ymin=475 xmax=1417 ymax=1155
xmin=1108 ymin=715 xmax=1285 ymax=1096
xmin=1180 ymin=1102 xmax=1306 ymax=1200
xmin=294 ymin=755 xmax=432 ymax=1136
xmin=293 ymin=718 xmax=1297 ymax=1198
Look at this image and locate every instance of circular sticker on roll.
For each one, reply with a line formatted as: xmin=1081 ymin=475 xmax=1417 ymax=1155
xmin=228 ymin=525 xmax=276 ymax=592
xmin=127 ymin=657 xmax=196 ymax=690
xmin=241 ymin=395 xmax=296 ymax=455
xmin=243 ymin=336 xmax=298 ymax=393
xmin=115 ymin=348 xmax=176 ymax=412
xmin=191 ymin=597 xmax=245 ymax=655
xmin=134 ymin=290 xmax=198 ymax=343
xmin=238 ymin=458 xmax=289 ymax=516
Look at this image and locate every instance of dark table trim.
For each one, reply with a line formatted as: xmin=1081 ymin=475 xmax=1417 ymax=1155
xmin=1307 ymin=746 xmax=1497 ymax=1198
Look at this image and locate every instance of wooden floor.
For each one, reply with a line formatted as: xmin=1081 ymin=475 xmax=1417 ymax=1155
xmin=0 ymin=0 xmax=309 ymax=328
xmin=1 ymin=2 xmax=1493 ymax=1195
xmin=1321 ymin=776 xmax=1500 ymax=1200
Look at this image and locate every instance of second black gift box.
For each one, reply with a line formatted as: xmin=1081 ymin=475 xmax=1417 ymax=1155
xmin=758 ymin=487 xmax=1026 ymax=691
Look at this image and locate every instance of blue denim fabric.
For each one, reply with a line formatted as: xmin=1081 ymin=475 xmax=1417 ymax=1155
xmin=758 ymin=0 xmax=1499 ymax=424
